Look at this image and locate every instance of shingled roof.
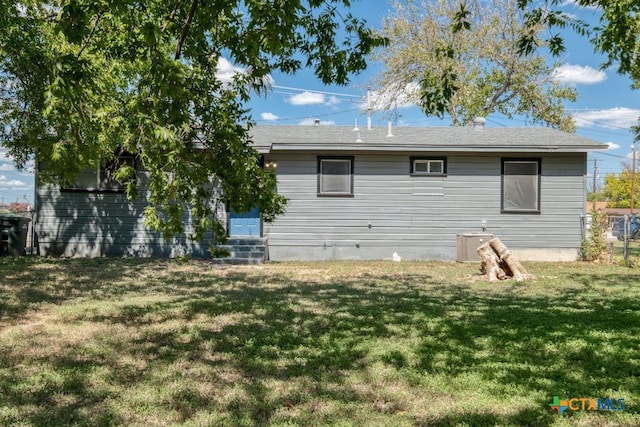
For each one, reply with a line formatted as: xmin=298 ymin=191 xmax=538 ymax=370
xmin=250 ymin=125 xmax=608 ymax=154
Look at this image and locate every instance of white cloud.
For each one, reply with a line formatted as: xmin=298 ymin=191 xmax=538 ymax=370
xmin=606 ymin=142 xmax=621 ymax=150
xmin=298 ymin=118 xmax=336 ymax=126
xmin=4 ymin=179 xmax=28 ymax=187
xmin=0 ymin=173 xmax=28 ymax=188
xmin=260 ymin=112 xmax=279 ymax=121
xmin=573 ymin=107 xmax=640 ymax=129
xmin=0 ymin=149 xmax=10 ymax=161
xmin=553 ymin=64 xmax=607 ymax=85
xmin=216 ymin=57 xmax=245 ymax=83
xmin=561 ymin=0 xmax=600 ymax=10
xmin=0 ymin=163 xmax=14 ymax=171
xmin=326 ymin=95 xmax=341 ymax=106
xmin=288 ymin=91 xmax=326 ymax=106
xmin=215 ymin=57 xmax=274 ymax=87
xmin=363 ymin=82 xmax=420 ymax=112
xmin=286 ymin=91 xmax=343 ymax=107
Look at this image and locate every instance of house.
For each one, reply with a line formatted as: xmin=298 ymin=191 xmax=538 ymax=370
xmin=35 ymin=124 xmax=608 ymax=261
xmin=34 ymin=150 xmax=217 ymax=258
xmin=586 ymin=201 xmax=610 ymax=213
xmin=256 ymin=124 xmax=607 ymax=261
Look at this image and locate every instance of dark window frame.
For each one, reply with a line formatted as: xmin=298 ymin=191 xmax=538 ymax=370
xmin=410 ymin=156 xmax=447 ymax=176
xmin=317 ymin=156 xmax=354 ymax=197
xmin=61 ymin=149 xmax=137 ymax=193
xmin=501 ymin=158 xmax=541 ymax=213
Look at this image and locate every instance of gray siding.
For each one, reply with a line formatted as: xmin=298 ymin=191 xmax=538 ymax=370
xmin=35 ymin=150 xmax=588 ymax=261
xmin=35 ymin=177 xmax=219 ymax=258
xmin=264 ymin=152 xmax=587 ymax=261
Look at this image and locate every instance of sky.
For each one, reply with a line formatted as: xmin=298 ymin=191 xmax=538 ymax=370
xmin=1 ymin=0 xmax=638 ymax=206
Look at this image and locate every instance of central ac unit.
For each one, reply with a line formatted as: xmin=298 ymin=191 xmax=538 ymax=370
xmin=456 ymin=232 xmax=494 ymax=262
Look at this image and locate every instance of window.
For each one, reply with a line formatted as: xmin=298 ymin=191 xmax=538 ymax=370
xmin=411 ymin=157 xmax=446 ymax=175
xmin=62 ymin=149 xmax=136 ymax=192
xmin=502 ymin=159 xmax=540 ymax=213
xmin=317 ymin=156 xmax=354 ymax=197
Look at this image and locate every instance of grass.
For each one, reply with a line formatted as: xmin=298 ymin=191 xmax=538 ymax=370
xmin=1 ymin=258 xmax=639 ymax=426
xmin=612 ymin=240 xmax=640 ymax=266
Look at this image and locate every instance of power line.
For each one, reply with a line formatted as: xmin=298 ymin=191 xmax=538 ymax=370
xmin=255 ymin=107 xmax=362 ymax=123
xmin=571 ymin=115 xmax=635 ymax=131
xmin=271 ymin=85 xmax=363 ymax=98
xmin=271 ymin=90 xmax=358 ymax=104
xmin=592 ymin=151 xmax=632 ymax=159
xmin=486 ymin=117 xmax=508 ymax=127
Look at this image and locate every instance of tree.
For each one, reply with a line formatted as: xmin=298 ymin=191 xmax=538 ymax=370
xmin=373 ymin=0 xmax=576 ymax=130
xmin=601 ymin=164 xmax=640 ymax=209
xmin=517 ymin=0 xmax=640 ymax=156
xmin=517 ymin=0 xmax=640 ymax=88
xmin=6 ymin=201 xmax=31 ymax=214
xmin=405 ymin=0 xmax=640 ymax=137
xmin=0 ymin=1 xmax=385 ymax=238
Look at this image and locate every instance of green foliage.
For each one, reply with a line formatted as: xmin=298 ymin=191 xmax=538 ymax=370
xmin=208 ymin=245 xmax=230 ymax=259
xmin=375 ymin=0 xmax=576 ymax=131
xmin=0 ymin=1 xmax=385 ymax=239
xmin=581 ymin=210 xmax=611 ymax=262
xmin=602 ymin=166 xmax=640 ymax=209
xmin=587 ymin=191 xmax=606 ymax=202
xmin=518 ymin=0 xmax=640 ymax=89
xmin=212 ymin=218 xmax=227 ymax=246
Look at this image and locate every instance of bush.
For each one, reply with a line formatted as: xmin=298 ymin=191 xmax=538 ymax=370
xmin=581 ymin=210 xmax=611 ymax=262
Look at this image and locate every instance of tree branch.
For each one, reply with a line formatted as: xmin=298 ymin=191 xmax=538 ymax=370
xmin=175 ymin=0 xmax=198 ymax=60
xmin=77 ymin=11 xmax=105 ymax=58
xmin=485 ymin=66 xmax=514 ymax=110
xmin=162 ymin=0 xmax=185 ymax=32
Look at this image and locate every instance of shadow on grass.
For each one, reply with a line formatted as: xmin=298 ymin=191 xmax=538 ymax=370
xmin=0 ymin=257 xmax=170 ymax=317
xmin=1 ymin=259 xmax=639 ymax=425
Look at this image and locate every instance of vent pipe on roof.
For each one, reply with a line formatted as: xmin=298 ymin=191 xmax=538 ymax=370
xmin=314 ymin=119 xmax=320 ymax=126
xmin=367 ymin=86 xmax=372 ymax=130
xmin=356 ymin=131 xmax=363 ymax=142
xmin=387 ymin=121 xmax=393 ymax=137
xmin=472 ymin=117 xmax=486 ymax=130
xmin=353 ymin=118 xmax=360 ymax=131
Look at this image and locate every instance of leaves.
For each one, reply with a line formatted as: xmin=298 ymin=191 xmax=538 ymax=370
xmin=517 ymin=0 xmax=640 ymax=141
xmin=452 ymin=2 xmax=471 ymax=33
xmin=419 ymin=67 xmax=459 ymax=119
xmin=0 ymin=0 xmax=384 ymax=239
xmin=519 ymin=0 xmax=639 ymax=86
xmin=602 ymin=165 xmax=640 ymax=209
xmin=374 ymin=0 xmax=576 ymax=130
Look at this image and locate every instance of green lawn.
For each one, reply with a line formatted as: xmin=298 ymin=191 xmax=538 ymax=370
xmin=612 ymin=240 xmax=640 ymax=265
xmin=1 ymin=258 xmax=639 ymax=426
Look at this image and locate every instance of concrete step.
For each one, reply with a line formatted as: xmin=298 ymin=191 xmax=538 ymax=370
xmin=208 ymin=257 xmax=265 ymax=265
xmin=217 ymin=245 xmax=265 ymax=257
xmin=225 ymin=237 xmax=266 ymax=246
xmin=210 ymin=237 xmax=268 ymax=264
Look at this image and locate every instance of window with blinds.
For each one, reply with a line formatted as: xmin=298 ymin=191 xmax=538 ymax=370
xmin=501 ymin=159 xmax=541 ymax=213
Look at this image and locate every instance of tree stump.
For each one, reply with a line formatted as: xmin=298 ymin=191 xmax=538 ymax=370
xmin=477 ymin=237 xmax=530 ymax=281
xmin=477 ymin=242 xmax=507 ymax=281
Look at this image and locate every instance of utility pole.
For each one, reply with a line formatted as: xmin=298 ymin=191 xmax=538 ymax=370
xmin=632 ymin=144 xmax=637 ymax=214
xmin=592 ymin=158 xmax=599 ymax=210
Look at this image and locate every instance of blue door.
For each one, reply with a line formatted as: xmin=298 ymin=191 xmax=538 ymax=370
xmin=229 ymin=207 xmax=261 ymax=236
